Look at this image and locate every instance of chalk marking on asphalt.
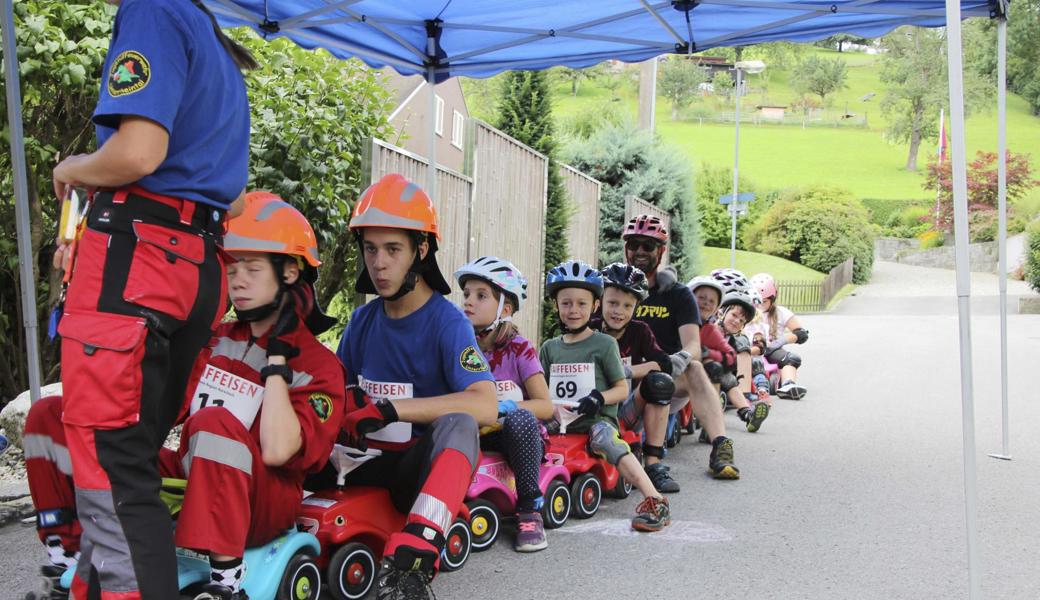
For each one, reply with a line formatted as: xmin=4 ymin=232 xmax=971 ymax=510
xmin=555 ymin=519 xmax=733 ymax=542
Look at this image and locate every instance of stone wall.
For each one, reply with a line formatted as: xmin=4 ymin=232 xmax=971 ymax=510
xmin=875 ymin=237 xmax=920 ymax=261
xmin=894 ymin=240 xmax=1000 ymax=272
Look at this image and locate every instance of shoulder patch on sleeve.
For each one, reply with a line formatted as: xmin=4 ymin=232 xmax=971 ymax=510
xmin=108 ymin=50 xmax=151 ymax=97
xmin=460 ymin=345 xmax=489 ymax=373
xmin=308 ymin=393 xmax=334 ymax=423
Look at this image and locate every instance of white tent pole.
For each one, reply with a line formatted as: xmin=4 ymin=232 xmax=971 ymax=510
xmin=989 ymin=17 xmax=1011 ymax=461
xmin=425 ymin=32 xmax=437 ymax=199
xmin=2 ymin=0 xmax=43 ymax=404
xmin=730 ymin=66 xmax=743 ymax=269
xmin=943 ymin=2 xmax=981 ymax=597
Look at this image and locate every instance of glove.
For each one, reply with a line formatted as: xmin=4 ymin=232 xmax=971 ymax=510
xmin=703 ymin=360 xmax=724 ymax=381
xmin=793 ymin=328 xmax=809 ymax=344
xmin=266 ymin=293 xmax=300 ymax=360
xmin=575 ymin=389 xmax=605 ymax=416
xmin=341 ymin=387 xmax=398 ymax=450
xmin=669 ymin=350 xmax=692 ymax=375
xmin=497 ymin=399 xmax=518 ymax=417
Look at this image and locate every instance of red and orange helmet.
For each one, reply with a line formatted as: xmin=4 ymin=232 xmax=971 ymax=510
xmin=224 ymin=191 xmax=320 ymax=267
xmin=349 ymin=173 xmax=440 ymax=241
xmin=622 ymin=214 xmax=669 ymax=244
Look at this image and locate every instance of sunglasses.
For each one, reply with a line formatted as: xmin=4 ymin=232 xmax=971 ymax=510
xmin=625 ymin=239 xmax=660 ymax=253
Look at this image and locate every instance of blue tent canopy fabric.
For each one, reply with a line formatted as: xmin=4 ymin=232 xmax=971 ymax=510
xmin=206 ymin=0 xmax=999 ymax=79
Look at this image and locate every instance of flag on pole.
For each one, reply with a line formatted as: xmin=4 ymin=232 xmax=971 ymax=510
xmin=937 ymin=108 xmax=948 ymax=163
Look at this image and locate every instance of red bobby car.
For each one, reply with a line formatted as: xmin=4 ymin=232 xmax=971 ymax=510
xmin=543 ymin=427 xmax=642 ymax=519
xmin=296 ymin=448 xmax=473 ymax=600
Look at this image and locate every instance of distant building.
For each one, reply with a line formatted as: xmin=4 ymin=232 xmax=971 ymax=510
xmin=382 ymin=70 xmax=470 ymax=173
xmin=757 ymin=105 xmax=788 ymax=121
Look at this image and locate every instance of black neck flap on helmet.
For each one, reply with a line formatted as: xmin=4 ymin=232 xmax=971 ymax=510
xmin=354 ymin=231 xmax=451 ymax=300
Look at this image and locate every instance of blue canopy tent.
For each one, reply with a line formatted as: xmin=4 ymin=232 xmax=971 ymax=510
xmin=1 ymin=1 xmax=1011 ymax=596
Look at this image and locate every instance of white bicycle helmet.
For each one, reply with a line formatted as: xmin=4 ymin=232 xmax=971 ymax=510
xmin=687 ymin=276 xmax=724 ymax=303
xmin=455 ymin=256 xmax=528 ymax=312
xmin=710 ymin=268 xmax=751 ymax=295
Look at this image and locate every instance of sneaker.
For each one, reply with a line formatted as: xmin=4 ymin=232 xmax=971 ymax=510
xmin=514 ymin=511 xmax=548 ymax=552
xmin=744 ymin=401 xmax=770 ymax=433
xmin=194 ymin=583 xmax=249 ymax=600
xmin=377 ymin=534 xmax=438 ymax=600
xmin=777 ymin=380 xmax=807 ymax=400
xmin=708 ymin=437 xmax=740 ymax=480
xmin=644 ymin=462 xmax=680 ymax=493
xmin=36 ymin=565 xmax=69 ymax=600
xmin=631 ymin=496 xmax=671 ymax=532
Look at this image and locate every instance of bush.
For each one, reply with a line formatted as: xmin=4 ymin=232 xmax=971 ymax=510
xmin=918 ymin=229 xmax=945 ymax=249
xmin=1026 ymin=221 xmax=1040 ymax=293
xmin=562 ymin=122 xmax=700 ymax=279
xmin=969 ymin=209 xmax=999 ymax=242
xmin=695 ymin=164 xmax=773 ymax=248
xmin=862 ymin=198 xmax=932 ymax=229
xmin=743 ymin=186 xmax=875 ymax=283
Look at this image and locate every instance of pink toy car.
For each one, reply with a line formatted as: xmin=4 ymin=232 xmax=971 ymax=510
xmin=464 ymin=450 xmax=573 ymax=551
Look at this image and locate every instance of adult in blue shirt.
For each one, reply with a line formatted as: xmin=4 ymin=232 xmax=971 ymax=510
xmin=331 ymin=174 xmax=496 ymax=600
xmin=49 ymin=2 xmax=255 ymax=598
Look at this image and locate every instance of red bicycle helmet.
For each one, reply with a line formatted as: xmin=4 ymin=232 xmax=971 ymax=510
xmin=622 ymin=214 xmax=669 ymax=244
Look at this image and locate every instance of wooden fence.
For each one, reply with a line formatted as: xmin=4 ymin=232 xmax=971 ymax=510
xmin=562 ymin=163 xmax=600 ymax=266
xmin=776 ymin=257 xmax=853 ymax=312
xmin=624 ymin=195 xmax=670 ymax=266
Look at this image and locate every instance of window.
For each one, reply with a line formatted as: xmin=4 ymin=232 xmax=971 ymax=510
xmin=434 ymin=95 xmax=445 ymax=136
xmin=451 ymin=110 xmax=465 ymax=148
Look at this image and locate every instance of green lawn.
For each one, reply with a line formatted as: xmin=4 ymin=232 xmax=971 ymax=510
xmin=699 ymin=246 xmax=826 ymax=281
xmin=542 ymin=49 xmax=1040 ymax=210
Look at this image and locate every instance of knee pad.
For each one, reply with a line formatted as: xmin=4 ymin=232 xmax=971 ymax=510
xmin=770 ymin=349 xmax=802 ymax=369
xmin=719 ymin=372 xmax=739 ymax=393
xmin=730 ymin=334 xmax=752 ymax=355
xmin=751 ymin=357 xmax=765 ymax=377
xmin=588 ymin=421 xmax=630 ymax=466
xmin=639 ymin=371 xmax=675 ymax=406
xmin=643 ymin=444 xmax=665 ymax=460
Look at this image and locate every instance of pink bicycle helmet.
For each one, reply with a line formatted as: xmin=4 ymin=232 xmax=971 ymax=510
xmin=622 ymin=214 xmax=669 ymax=243
xmin=750 ymin=272 xmax=777 ymax=300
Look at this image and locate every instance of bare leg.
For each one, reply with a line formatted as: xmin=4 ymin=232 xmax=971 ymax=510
xmin=782 ymin=365 xmax=798 ymax=382
xmin=736 ymin=353 xmax=753 ymax=394
xmin=617 ymin=453 xmax=661 ymax=500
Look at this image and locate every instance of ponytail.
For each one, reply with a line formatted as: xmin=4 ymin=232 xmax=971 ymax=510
xmin=192 ymin=0 xmax=259 ymax=71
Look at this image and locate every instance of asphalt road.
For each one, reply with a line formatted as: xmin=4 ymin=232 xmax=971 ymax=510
xmin=4 ymin=261 xmax=1038 ymax=600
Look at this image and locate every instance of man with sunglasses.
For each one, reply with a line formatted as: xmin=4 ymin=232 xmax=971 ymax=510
xmin=623 ymin=215 xmax=740 ymax=479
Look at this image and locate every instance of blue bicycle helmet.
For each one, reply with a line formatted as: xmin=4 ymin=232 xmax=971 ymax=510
xmin=545 ymin=260 xmax=604 ymax=299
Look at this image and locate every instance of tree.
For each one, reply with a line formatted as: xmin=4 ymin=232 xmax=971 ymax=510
xmin=711 ymin=70 xmax=734 ymax=108
xmin=0 ymin=3 xmax=395 ymax=403
xmin=562 ymin=122 xmax=701 ymax=280
xmin=494 ymin=71 xmax=570 ymax=340
xmin=880 ymin=26 xmax=990 ymax=171
xmin=695 ymin=164 xmax=772 ymax=248
xmin=1006 ymin=0 xmax=1040 ymax=115
xmin=553 ymin=65 xmax=605 ymax=96
xmin=817 ymin=34 xmax=869 ymax=52
xmin=790 ymin=54 xmax=848 ymax=106
xmin=923 ymin=150 xmax=1039 ymax=233
xmin=657 ymin=57 xmax=707 ymax=120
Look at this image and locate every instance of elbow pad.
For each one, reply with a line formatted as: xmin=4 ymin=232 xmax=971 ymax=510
xmin=729 ymin=334 xmax=752 ymax=355
xmin=793 ymin=328 xmax=809 ymax=344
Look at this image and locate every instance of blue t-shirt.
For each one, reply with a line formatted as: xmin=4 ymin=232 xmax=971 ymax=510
xmin=337 ymin=294 xmax=493 ymax=440
xmin=93 ymin=0 xmax=249 ymax=208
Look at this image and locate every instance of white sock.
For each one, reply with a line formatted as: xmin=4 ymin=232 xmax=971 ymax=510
xmin=44 ymin=535 xmax=77 ymax=569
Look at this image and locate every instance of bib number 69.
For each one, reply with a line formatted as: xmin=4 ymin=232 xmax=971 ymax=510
xmin=554 ymin=381 xmax=578 ymax=399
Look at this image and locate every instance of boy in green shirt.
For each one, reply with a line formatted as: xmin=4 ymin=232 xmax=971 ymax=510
xmin=539 ymin=260 xmax=671 ymax=532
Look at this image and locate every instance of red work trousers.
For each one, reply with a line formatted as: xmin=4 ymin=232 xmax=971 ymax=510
xmin=59 ymin=189 xmax=227 ymax=600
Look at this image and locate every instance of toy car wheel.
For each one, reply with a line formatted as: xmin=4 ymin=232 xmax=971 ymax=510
xmin=768 ymin=372 xmax=780 ymax=395
xmin=683 ymin=413 xmax=697 ymax=435
xmin=542 ymin=478 xmax=571 ymax=529
xmin=278 ymin=550 xmax=322 ymax=600
xmin=466 ymin=499 xmax=500 ymax=551
xmin=665 ymin=423 xmax=679 ymax=449
xmin=328 ymin=542 xmax=377 ymax=600
xmin=611 ymin=470 xmax=633 ymax=499
xmin=440 ymin=518 xmax=472 ymax=572
xmin=570 ymin=473 xmax=602 ymax=519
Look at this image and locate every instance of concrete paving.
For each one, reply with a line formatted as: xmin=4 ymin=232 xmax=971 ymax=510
xmin=2 ymin=260 xmax=1038 ymax=600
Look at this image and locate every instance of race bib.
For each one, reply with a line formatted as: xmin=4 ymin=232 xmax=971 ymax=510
xmin=189 ymin=365 xmax=264 ymax=429
xmin=549 ymin=363 xmax=595 ymax=434
xmin=495 ymin=380 xmax=524 ymax=403
xmin=359 ymin=377 xmax=413 ymax=443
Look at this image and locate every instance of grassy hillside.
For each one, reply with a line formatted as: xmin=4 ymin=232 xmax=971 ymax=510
xmin=542 ymin=47 xmax=1040 ymax=209
xmin=699 ymin=246 xmax=827 ymax=281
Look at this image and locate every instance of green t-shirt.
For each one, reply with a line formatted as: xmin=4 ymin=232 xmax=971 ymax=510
xmin=539 ymin=331 xmax=626 ymax=431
